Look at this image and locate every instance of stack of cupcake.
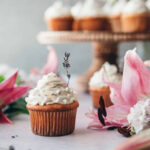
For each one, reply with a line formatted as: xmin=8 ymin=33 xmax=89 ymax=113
xmin=44 ymin=0 xmax=150 ymax=33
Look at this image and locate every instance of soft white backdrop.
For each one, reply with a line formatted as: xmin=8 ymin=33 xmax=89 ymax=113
xmin=0 ymin=0 xmax=149 ymax=75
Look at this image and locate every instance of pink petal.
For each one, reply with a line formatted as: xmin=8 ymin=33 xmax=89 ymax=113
xmin=125 ymin=50 xmax=150 ymax=96
xmin=106 ymin=105 xmax=130 ymax=126
xmin=116 ymin=129 xmax=150 ymax=150
xmin=42 ymin=46 xmax=58 ymax=75
xmin=0 ymin=86 xmax=29 ymax=106
xmin=0 ymin=72 xmax=18 ymax=90
xmin=0 ymin=111 xmax=12 ymax=124
xmin=102 ymin=74 xmax=125 ymax=105
xmin=86 ymin=105 xmax=129 ymax=129
xmin=121 ymin=54 xmax=140 ymax=106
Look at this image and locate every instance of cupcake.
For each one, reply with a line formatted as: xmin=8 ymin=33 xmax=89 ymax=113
xmin=109 ymin=0 xmax=127 ymax=32
xmin=122 ymin=0 xmax=149 ymax=33
xmin=146 ymin=0 xmax=150 ymax=32
xmin=89 ymin=62 xmax=122 ymax=108
xmin=26 ymin=73 xmax=79 ymax=136
xmin=71 ymin=2 xmax=83 ymax=31
xmin=44 ymin=1 xmax=73 ymax=31
xmin=102 ymin=0 xmax=116 ymax=31
xmin=79 ymin=0 xmax=106 ymax=31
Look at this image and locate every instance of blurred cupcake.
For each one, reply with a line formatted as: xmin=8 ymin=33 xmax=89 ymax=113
xmin=44 ymin=1 xmax=73 ymax=31
xmin=71 ymin=2 xmax=83 ymax=31
xmin=122 ymin=0 xmax=149 ymax=33
xmin=80 ymin=0 xmax=106 ymax=31
xmin=146 ymin=0 xmax=150 ymax=32
xmin=109 ymin=0 xmax=127 ymax=32
xmin=89 ymin=62 xmax=122 ymax=108
xmin=102 ymin=0 xmax=116 ymax=31
xmin=26 ymin=73 xmax=79 ymax=136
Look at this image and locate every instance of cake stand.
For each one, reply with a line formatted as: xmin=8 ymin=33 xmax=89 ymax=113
xmin=37 ymin=31 xmax=150 ymax=92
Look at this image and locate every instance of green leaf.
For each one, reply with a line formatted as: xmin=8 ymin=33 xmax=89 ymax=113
xmin=0 ymin=75 xmax=5 ymax=83
xmin=3 ymin=98 xmax=29 ymax=118
xmin=16 ymin=75 xmax=21 ymax=85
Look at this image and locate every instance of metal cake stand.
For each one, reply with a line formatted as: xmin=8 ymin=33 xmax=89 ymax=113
xmin=37 ymin=31 xmax=150 ymax=92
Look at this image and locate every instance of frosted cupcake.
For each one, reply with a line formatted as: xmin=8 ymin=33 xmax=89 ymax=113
xmin=80 ymin=0 xmax=106 ymax=31
xmin=146 ymin=0 xmax=150 ymax=32
xmin=44 ymin=1 xmax=73 ymax=31
xmin=102 ymin=0 xmax=116 ymax=31
xmin=122 ymin=0 xmax=149 ymax=33
xmin=26 ymin=73 xmax=79 ymax=136
xmin=89 ymin=62 xmax=122 ymax=108
xmin=71 ymin=2 xmax=83 ymax=31
xmin=110 ymin=0 xmax=127 ymax=32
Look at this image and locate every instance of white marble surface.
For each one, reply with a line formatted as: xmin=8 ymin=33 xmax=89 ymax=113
xmin=0 ymin=94 xmax=126 ymax=150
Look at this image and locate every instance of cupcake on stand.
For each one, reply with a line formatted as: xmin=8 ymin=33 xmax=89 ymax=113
xmin=79 ymin=0 xmax=106 ymax=31
xmin=122 ymin=0 xmax=149 ymax=33
xmin=109 ymin=0 xmax=127 ymax=32
xmin=71 ymin=2 xmax=83 ymax=31
xmin=44 ymin=1 xmax=73 ymax=31
xmin=89 ymin=62 xmax=122 ymax=108
xmin=146 ymin=0 xmax=150 ymax=32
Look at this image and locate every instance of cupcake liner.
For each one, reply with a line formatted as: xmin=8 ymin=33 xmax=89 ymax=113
xmin=46 ymin=17 xmax=73 ymax=31
xmin=72 ymin=19 xmax=81 ymax=31
xmin=109 ymin=15 xmax=122 ymax=33
xmin=27 ymin=101 xmax=79 ymax=136
xmin=89 ymin=87 xmax=113 ymax=108
xmin=80 ymin=17 xmax=107 ymax=31
xmin=122 ymin=13 xmax=148 ymax=33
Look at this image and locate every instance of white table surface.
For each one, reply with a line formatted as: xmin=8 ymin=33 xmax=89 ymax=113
xmin=0 ymin=93 xmax=126 ymax=150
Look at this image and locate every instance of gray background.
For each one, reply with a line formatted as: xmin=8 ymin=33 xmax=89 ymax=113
xmin=0 ymin=0 xmax=149 ymax=75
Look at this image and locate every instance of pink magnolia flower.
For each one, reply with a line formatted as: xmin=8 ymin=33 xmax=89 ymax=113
xmin=0 ymin=72 xmax=29 ymax=124
xmin=86 ymin=48 xmax=150 ymax=129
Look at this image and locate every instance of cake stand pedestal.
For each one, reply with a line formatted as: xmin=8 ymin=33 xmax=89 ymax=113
xmin=37 ymin=31 xmax=150 ymax=92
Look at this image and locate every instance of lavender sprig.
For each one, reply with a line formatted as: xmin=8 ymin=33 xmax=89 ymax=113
xmin=63 ymin=52 xmax=71 ymax=86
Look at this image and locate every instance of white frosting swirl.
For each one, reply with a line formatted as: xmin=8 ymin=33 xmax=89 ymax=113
xmin=89 ymin=62 xmax=122 ymax=88
xmin=146 ymin=0 xmax=150 ymax=11
xmin=123 ymin=0 xmax=148 ymax=15
xmin=71 ymin=2 xmax=83 ymax=18
xmin=102 ymin=0 xmax=116 ymax=15
xmin=80 ymin=0 xmax=104 ymax=18
xmin=127 ymin=98 xmax=150 ymax=134
xmin=111 ymin=0 xmax=127 ymax=15
xmin=44 ymin=1 xmax=72 ymax=19
xmin=26 ymin=73 xmax=77 ymax=105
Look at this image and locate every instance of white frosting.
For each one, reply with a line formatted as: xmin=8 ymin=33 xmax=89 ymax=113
xmin=111 ymin=0 xmax=127 ymax=15
xmin=89 ymin=62 xmax=122 ymax=88
xmin=80 ymin=0 xmax=104 ymax=18
xmin=103 ymin=0 xmax=116 ymax=15
xmin=26 ymin=73 xmax=77 ymax=105
xmin=71 ymin=2 xmax=83 ymax=18
xmin=44 ymin=1 xmax=72 ymax=19
xmin=146 ymin=0 xmax=150 ymax=11
xmin=127 ymin=98 xmax=150 ymax=134
xmin=123 ymin=0 xmax=148 ymax=15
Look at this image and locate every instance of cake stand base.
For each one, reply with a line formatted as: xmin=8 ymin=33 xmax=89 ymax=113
xmin=76 ymin=41 xmax=118 ymax=92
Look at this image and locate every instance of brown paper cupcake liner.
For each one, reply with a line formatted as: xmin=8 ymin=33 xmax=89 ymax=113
xmin=89 ymin=87 xmax=113 ymax=108
xmin=109 ymin=15 xmax=122 ymax=33
xmin=80 ymin=17 xmax=107 ymax=31
xmin=121 ymin=13 xmax=149 ymax=33
xmin=27 ymin=101 xmax=79 ymax=136
xmin=46 ymin=17 xmax=73 ymax=31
